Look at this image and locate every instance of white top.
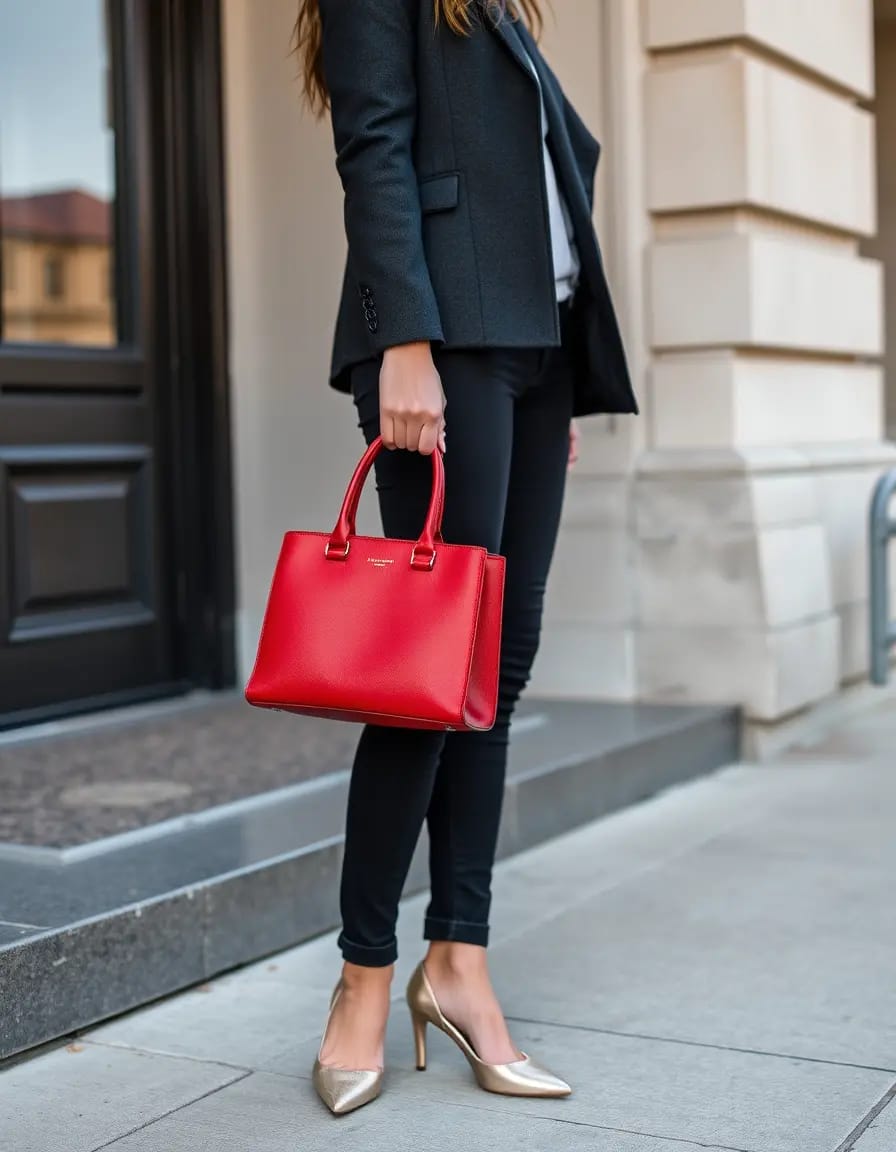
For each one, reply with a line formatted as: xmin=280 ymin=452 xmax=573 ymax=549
xmin=521 ymin=44 xmax=580 ymax=303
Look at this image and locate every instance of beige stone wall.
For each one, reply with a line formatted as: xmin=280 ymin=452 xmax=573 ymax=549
xmin=638 ymin=0 xmax=894 ymax=723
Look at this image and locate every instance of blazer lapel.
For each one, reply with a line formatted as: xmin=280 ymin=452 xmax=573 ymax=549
xmin=481 ymin=4 xmax=538 ymax=82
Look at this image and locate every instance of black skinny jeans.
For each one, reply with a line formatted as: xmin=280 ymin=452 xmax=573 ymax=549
xmin=338 ymin=304 xmax=575 ymax=967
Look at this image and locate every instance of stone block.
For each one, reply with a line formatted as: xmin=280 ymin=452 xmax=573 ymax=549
xmin=636 ymin=466 xmax=820 ymax=538
xmin=560 ymin=476 xmax=631 ymax=530
xmin=636 ymin=470 xmax=752 ymax=537
xmin=758 ymin=524 xmax=834 ymax=626
xmin=637 ymin=524 xmax=832 ymax=629
xmin=202 ymin=840 xmax=343 ymax=975
xmin=638 ymin=531 xmax=762 ymax=626
xmin=575 ymin=412 xmax=644 ymax=476
xmin=0 ymin=891 xmax=207 ymax=1060
xmin=529 ymin=623 xmax=636 ymax=700
xmin=651 ymin=352 xmax=883 ymax=449
xmin=650 ymin=233 xmax=883 ymax=356
xmin=647 ymin=55 xmax=748 ymax=213
xmin=636 ymin=614 xmax=841 ymax=720
xmin=839 ymin=599 xmax=870 ymax=683
xmin=648 ymin=51 xmax=875 ymax=235
xmin=645 ymin=0 xmax=874 ymax=99
xmin=544 ymin=527 xmax=633 ymax=626
xmin=749 ymin=473 xmax=823 ymax=529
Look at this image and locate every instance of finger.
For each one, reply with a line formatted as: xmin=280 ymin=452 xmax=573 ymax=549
xmin=406 ymin=418 xmax=425 ymax=454
xmin=438 ymin=428 xmax=446 ymax=454
xmin=381 ymin=412 xmax=396 ymax=450
xmin=393 ymin=417 xmax=408 ymax=451
xmin=418 ymin=422 xmax=439 ymax=457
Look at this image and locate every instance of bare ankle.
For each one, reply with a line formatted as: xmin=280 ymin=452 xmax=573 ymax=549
xmin=425 ymin=942 xmax=489 ymax=979
xmin=340 ymin=961 xmax=394 ymax=992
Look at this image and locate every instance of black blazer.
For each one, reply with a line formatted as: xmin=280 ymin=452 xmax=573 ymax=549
xmin=319 ymin=0 xmax=637 ymax=417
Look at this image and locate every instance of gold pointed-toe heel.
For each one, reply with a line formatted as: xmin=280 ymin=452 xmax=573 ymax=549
xmin=406 ymin=962 xmax=571 ymax=1098
xmin=312 ymin=983 xmax=384 ymax=1117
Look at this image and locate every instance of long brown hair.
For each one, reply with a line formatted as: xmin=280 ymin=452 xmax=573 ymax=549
xmin=294 ymin=1 xmax=545 ymax=115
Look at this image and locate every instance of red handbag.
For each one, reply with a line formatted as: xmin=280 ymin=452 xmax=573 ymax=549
xmin=245 ymin=436 xmax=505 ymax=732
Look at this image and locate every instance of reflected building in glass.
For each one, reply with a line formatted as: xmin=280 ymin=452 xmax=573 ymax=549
xmin=1 ymin=188 xmax=114 ymax=346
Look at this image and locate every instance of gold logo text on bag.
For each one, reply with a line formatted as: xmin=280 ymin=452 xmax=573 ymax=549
xmin=367 ymin=557 xmax=395 ymax=568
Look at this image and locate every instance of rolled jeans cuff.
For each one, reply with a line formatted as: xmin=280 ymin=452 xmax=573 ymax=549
xmin=423 ymin=916 xmax=490 ymax=948
xmin=338 ymin=931 xmax=397 ymax=967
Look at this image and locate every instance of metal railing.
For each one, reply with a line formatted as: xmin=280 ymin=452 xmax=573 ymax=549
xmin=870 ymin=469 xmax=896 ymax=685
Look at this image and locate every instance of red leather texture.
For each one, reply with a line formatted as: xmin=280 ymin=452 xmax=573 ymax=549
xmin=245 ymin=437 xmax=505 ymax=732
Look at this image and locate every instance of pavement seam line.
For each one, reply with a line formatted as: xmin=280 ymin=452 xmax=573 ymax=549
xmin=833 ymin=1078 xmax=896 ymax=1152
xmin=505 ymin=1016 xmax=896 ymax=1076
xmin=87 ymin=1068 xmax=253 ymax=1152
xmin=433 ymin=1097 xmax=753 ymax=1151
xmin=82 ymin=1036 xmax=255 ymax=1075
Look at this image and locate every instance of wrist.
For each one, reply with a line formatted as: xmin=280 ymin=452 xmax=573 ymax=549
xmin=383 ymin=341 xmax=432 ymax=362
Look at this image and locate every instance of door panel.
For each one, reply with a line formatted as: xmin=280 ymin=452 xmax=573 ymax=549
xmin=7 ymin=454 xmax=152 ymax=632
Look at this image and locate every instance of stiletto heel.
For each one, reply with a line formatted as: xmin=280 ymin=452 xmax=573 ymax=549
xmin=411 ymin=1010 xmax=428 ymax=1071
xmin=406 ymin=962 xmax=571 ymax=1098
xmin=312 ymin=983 xmax=384 ymax=1117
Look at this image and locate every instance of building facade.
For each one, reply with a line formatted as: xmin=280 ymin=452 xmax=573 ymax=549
xmin=0 ymin=0 xmax=893 ymax=746
xmin=224 ymin=0 xmax=895 ymax=748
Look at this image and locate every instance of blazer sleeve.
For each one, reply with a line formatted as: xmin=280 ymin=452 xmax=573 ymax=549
xmin=318 ymin=0 xmax=444 ymax=352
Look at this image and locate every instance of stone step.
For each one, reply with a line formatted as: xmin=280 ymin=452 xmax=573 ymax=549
xmin=0 ymin=699 xmax=739 ymax=1059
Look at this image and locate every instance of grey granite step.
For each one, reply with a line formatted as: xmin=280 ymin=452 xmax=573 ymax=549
xmin=0 ymin=698 xmax=739 ymax=1059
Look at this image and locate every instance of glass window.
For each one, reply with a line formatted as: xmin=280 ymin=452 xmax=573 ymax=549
xmin=43 ymin=254 xmax=65 ymax=300
xmin=1 ymin=242 xmax=14 ymax=293
xmin=0 ymin=0 xmax=117 ymax=346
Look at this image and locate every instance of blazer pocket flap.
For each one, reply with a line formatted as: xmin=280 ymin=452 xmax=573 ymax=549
xmin=419 ymin=173 xmax=459 ymax=215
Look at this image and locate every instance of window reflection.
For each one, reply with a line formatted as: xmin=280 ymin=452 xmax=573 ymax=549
xmin=0 ymin=0 xmax=117 ymax=347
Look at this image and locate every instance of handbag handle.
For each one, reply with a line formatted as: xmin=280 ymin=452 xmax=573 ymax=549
xmin=326 ymin=435 xmax=445 ymax=570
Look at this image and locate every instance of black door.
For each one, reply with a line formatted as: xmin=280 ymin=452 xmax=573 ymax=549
xmin=0 ymin=0 xmax=234 ymax=728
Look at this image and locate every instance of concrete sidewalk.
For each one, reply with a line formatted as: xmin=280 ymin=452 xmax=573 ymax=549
xmin=3 ymin=712 xmax=896 ymax=1151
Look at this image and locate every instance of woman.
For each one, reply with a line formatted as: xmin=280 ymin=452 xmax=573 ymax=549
xmin=296 ymin=0 xmax=637 ymax=1115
